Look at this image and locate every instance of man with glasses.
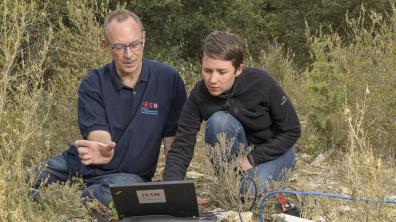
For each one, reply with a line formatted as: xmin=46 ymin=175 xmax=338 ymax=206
xmin=33 ymin=9 xmax=187 ymax=207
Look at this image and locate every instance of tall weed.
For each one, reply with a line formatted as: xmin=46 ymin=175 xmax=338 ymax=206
xmin=331 ymin=88 xmax=395 ymax=221
xmin=303 ymin=5 xmax=396 ymax=154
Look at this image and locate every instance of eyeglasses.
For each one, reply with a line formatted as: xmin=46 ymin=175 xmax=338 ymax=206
xmin=110 ymin=40 xmax=144 ymax=54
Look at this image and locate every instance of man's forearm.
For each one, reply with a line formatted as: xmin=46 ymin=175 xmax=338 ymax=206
xmin=87 ymin=130 xmax=112 ymax=143
xmin=163 ymin=136 xmax=175 ymax=157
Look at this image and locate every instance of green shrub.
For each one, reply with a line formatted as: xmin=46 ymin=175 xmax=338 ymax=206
xmin=303 ymin=5 xmax=396 ymax=154
xmin=45 ymin=0 xmax=110 ymax=151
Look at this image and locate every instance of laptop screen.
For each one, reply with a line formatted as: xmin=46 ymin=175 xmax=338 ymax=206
xmin=110 ymin=180 xmax=200 ymax=218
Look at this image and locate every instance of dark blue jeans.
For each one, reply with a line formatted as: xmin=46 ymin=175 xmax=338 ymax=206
xmin=205 ymin=111 xmax=296 ymax=194
xmin=33 ymin=154 xmax=144 ymax=207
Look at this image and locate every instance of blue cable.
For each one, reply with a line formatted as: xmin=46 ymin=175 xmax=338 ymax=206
xmin=259 ymin=190 xmax=396 ymax=222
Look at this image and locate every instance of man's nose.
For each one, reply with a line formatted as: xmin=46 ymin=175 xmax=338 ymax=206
xmin=209 ymin=74 xmax=218 ymax=83
xmin=124 ymin=47 xmax=135 ymax=58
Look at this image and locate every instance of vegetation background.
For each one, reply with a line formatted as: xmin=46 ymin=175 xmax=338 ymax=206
xmin=0 ymin=0 xmax=395 ymax=221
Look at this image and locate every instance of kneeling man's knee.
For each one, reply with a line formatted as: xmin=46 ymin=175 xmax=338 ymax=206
xmin=206 ymin=111 xmax=242 ymax=133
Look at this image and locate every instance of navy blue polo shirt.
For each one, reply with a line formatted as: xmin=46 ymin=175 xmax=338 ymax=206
xmin=74 ymin=59 xmax=186 ymax=180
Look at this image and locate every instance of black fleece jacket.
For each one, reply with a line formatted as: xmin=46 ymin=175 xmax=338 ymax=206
xmin=163 ymin=67 xmax=301 ymax=181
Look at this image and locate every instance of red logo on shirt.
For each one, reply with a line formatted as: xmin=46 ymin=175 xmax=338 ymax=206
xmin=143 ymin=101 xmax=159 ymax=109
xmin=141 ymin=101 xmax=159 ymax=115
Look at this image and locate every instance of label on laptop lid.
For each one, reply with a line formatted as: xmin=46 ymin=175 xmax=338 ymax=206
xmin=136 ymin=189 xmax=166 ymax=204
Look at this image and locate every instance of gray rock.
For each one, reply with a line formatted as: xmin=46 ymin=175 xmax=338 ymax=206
xmin=311 ymin=154 xmax=325 ymax=166
xmin=216 ymin=211 xmax=253 ymax=222
xmin=271 ymin=213 xmax=313 ymax=222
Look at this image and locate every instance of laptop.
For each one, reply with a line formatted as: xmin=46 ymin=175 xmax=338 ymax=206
xmin=110 ymin=180 xmax=200 ymax=219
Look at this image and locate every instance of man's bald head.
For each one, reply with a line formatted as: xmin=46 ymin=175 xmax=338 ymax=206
xmin=103 ymin=9 xmax=144 ymax=38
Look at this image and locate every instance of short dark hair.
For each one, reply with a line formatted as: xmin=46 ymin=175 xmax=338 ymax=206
xmin=202 ymin=31 xmax=244 ymax=68
xmin=103 ymin=9 xmax=144 ymax=37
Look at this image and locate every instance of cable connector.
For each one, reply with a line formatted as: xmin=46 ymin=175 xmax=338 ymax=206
xmin=274 ymin=194 xmax=300 ymax=217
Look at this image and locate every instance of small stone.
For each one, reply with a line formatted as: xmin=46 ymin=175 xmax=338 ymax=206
xmin=340 ymin=186 xmax=351 ymax=195
xmin=311 ymin=154 xmax=325 ymax=166
xmin=386 ymin=194 xmax=396 ymax=200
xmin=271 ymin=213 xmax=313 ymax=222
xmin=311 ymin=215 xmax=326 ymax=222
xmin=301 ymin=153 xmax=311 ymax=160
xmin=337 ymin=205 xmax=357 ymax=216
xmin=186 ymin=171 xmax=204 ymax=179
xmin=288 ymin=173 xmax=299 ymax=182
xmin=216 ymin=211 xmax=253 ymax=222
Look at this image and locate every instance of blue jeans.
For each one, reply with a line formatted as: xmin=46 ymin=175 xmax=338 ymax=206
xmin=205 ymin=111 xmax=296 ymax=194
xmin=33 ymin=154 xmax=144 ymax=206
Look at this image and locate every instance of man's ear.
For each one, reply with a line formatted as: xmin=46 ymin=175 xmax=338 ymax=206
xmin=142 ymin=31 xmax=147 ymax=48
xmin=235 ymin=64 xmax=244 ymax=77
xmin=102 ymin=37 xmax=112 ymax=51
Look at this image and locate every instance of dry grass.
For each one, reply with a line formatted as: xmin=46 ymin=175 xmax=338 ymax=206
xmin=200 ymin=133 xmax=254 ymax=211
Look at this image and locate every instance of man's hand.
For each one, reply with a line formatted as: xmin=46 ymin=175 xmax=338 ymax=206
xmin=197 ymin=197 xmax=209 ymax=205
xmin=239 ymin=155 xmax=253 ymax=171
xmin=75 ymin=140 xmax=116 ymax=165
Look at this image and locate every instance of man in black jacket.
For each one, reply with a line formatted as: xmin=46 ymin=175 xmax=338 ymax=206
xmin=163 ymin=31 xmax=301 ymax=193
